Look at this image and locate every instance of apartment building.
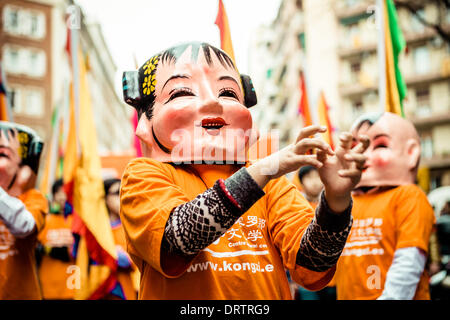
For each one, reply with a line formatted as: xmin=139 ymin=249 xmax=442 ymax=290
xmin=249 ymin=0 xmax=450 ymax=190
xmin=0 ymin=0 xmax=133 ymax=165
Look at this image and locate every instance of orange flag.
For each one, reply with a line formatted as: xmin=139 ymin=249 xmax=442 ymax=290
xmin=317 ymin=91 xmax=335 ymax=150
xmin=215 ymin=0 xmax=236 ymax=63
xmin=64 ymin=27 xmax=118 ymax=300
xmin=298 ymin=71 xmax=312 ymax=127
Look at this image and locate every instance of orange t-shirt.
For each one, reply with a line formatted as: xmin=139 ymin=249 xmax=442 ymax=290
xmin=0 ymin=189 xmax=48 ymax=299
xmin=111 ymin=222 xmax=138 ymax=300
xmin=334 ymin=185 xmax=435 ymax=300
xmin=37 ymin=213 xmax=74 ymax=300
xmin=120 ymin=158 xmax=335 ymax=300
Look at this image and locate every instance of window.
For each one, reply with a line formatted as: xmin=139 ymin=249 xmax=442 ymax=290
xmin=420 ymin=131 xmax=433 ymax=159
xmin=410 ymin=9 xmax=425 ymax=33
xmin=28 ymin=11 xmax=46 ymax=39
xmin=279 ymin=98 xmax=288 ymax=113
xmin=413 ymin=46 xmax=431 ymax=75
xmin=352 ymin=100 xmax=364 ymax=119
xmin=2 ymin=46 xmax=46 ymax=78
xmin=2 ymin=6 xmax=46 ymax=39
xmin=28 ymin=50 xmax=46 ymax=77
xmin=3 ymin=46 xmax=20 ymax=74
xmin=3 ymin=6 xmax=20 ymax=34
xmin=416 ymin=87 xmax=431 ymax=116
xmin=350 ymin=60 xmax=361 ymax=83
xmin=278 ymin=65 xmax=287 ymax=84
xmin=297 ymin=32 xmax=306 ymax=50
xmin=13 ymin=87 xmax=44 ymax=117
xmin=26 ymin=89 xmax=44 ymax=116
xmin=9 ymin=86 xmax=23 ymax=111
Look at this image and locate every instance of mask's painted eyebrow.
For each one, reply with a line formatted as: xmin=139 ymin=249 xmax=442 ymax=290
xmin=373 ymin=134 xmax=390 ymax=140
xmin=218 ymin=75 xmax=239 ymax=87
xmin=162 ymin=74 xmax=191 ymax=92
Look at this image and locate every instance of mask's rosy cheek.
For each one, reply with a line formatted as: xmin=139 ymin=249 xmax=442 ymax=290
xmin=229 ymin=107 xmax=252 ymax=129
xmin=372 ymin=150 xmax=392 ymax=168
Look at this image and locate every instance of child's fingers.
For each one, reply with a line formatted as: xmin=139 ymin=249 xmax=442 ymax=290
xmin=294 ymin=138 xmax=334 ymax=155
xmin=295 ymin=125 xmax=327 ymax=143
xmin=352 ymin=135 xmax=370 ymax=154
xmin=338 ymin=132 xmax=353 ymax=151
xmin=293 ymin=154 xmax=323 ymax=169
xmin=344 ymin=153 xmax=367 ymax=170
xmin=316 ymin=149 xmax=328 ymax=164
xmin=338 ymin=168 xmax=361 ymax=178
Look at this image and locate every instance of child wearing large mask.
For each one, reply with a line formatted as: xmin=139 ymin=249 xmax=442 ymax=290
xmin=334 ymin=112 xmax=435 ymax=300
xmin=119 ymin=42 xmax=369 ymax=299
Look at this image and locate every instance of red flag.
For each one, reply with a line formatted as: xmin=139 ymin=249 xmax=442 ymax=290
xmin=298 ymin=71 xmax=312 ymax=127
xmin=131 ymin=111 xmax=142 ymax=157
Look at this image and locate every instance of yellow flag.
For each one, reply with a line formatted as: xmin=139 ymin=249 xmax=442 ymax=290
xmin=66 ymin=47 xmax=118 ymax=300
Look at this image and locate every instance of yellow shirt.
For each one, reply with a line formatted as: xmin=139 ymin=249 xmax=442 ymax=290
xmin=120 ymin=158 xmax=335 ymax=300
xmin=0 ymin=189 xmax=48 ymax=299
xmin=334 ymin=185 xmax=435 ymax=300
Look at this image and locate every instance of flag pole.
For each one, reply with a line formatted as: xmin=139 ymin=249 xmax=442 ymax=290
xmin=70 ymin=21 xmax=81 ymax=157
xmin=377 ymin=0 xmax=386 ymax=113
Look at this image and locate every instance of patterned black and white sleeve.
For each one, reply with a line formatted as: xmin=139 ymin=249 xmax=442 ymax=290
xmin=296 ymin=191 xmax=353 ymax=272
xmin=162 ymin=167 xmax=265 ymax=257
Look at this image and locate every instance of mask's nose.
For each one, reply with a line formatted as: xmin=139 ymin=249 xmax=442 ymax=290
xmin=197 ymin=79 xmax=223 ymax=115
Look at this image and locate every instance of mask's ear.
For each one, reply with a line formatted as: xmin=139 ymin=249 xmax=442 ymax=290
xmin=406 ymin=138 xmax=421 ymax=171
xmin=240 ymin=74 xmax=257 ymax=108
xmin=122 ymin=71 xmax=141 ymax=109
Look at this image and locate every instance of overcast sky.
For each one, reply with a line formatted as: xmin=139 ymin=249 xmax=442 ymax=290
xmin=75 ymin=0 xmax=281 ymax=95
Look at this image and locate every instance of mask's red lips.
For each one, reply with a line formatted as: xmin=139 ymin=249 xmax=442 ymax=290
xmin=200 ymin=117 xmax=229 ymax=129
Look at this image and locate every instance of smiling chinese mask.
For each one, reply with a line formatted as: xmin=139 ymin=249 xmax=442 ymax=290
xmin=351 ymin=112 xmax=421 ymax=187
xmin=122 ymin=42 xmax=258 ymax=164
xmin=0 ymin=121 xmax=43 ymax=190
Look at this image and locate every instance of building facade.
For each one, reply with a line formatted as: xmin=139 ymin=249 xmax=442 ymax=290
xmin=249 ymin=0 xmax=450 ymax=191
xmin=0 ymin=0 xmax=52 ymax=141
xmin=0 ymin=0 xmax=133 ymax=178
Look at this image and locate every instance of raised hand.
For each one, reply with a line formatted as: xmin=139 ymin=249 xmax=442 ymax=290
xmin=247 ymin=125 xmax=335 ymax=188
xmin=317 ymin=132 xmax=370 ymax=212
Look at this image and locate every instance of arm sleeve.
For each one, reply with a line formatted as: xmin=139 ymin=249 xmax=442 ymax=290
xmin=0 ymin=186 xmax=37 ymax=238
xmin=264 ymin=177 xmax=339 ymax=290
xmin=296 ymin=190 xmax=353 ymax=272
xmin=377 ymin=247 xmax=427 ymax=300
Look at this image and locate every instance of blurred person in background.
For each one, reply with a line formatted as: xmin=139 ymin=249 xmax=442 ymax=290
xmin=37 ymin=178 xmax=74 ymax=300
xmin=297 ymin=165 xmax=324 ymax=209
xmin=429 ymin=201 xmax=450 ymax=300
xmin=103 ymin=178 xmax=138 ymax=300
xmin=0 ymin=121 xmax=48 ymax=299
xmin=334 ymin=112 xmax=435 ymax=300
